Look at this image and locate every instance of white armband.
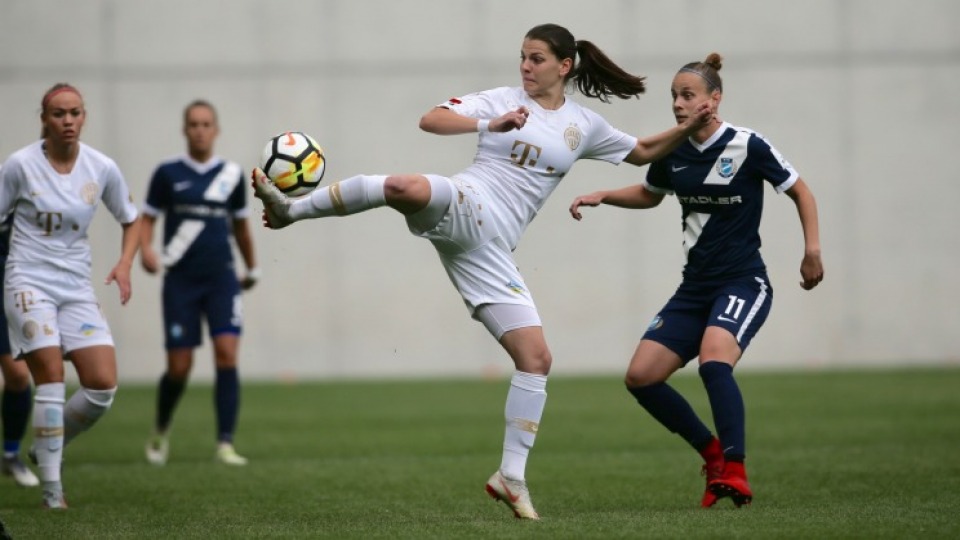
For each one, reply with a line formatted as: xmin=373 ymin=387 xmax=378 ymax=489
xmin=476 ymin=119 xmax=490 ymax=133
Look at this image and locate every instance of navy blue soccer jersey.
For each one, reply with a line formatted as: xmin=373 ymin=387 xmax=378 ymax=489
xmin=644 ymin=122 xmax=798 ymax=281
xmin=143 ymin=156 xmax=247 ymax=275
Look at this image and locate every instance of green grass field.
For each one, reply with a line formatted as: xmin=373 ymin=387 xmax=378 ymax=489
xmin=1 ymin=368 xmax=958 ymax=539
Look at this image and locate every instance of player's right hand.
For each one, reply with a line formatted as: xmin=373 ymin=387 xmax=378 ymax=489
xmin=491 ymin=106 xmax=530 ymax=132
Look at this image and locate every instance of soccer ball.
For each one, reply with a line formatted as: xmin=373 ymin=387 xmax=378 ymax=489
xmin=259 ymin=131 xmax=326 ymax=197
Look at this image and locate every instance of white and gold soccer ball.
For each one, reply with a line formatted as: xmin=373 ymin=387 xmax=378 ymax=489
xmin=259 ymin=131 xmax=326 ymax=197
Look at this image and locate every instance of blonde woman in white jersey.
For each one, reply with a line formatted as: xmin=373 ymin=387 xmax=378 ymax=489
xmin=253 ymin=24 xmax=712 ymax=519
xmin=0 ymin=83 xmax=140 ymax=509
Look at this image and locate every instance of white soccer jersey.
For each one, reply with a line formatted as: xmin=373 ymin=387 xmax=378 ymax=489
xmin=0 ymin=141 xmax=139 ymax=279
xmin=441 ymin=86 xmax=638 ymax=250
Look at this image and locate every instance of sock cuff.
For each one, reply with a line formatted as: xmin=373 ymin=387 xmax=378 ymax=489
xmin=698 ymin=361 xmax=733 ymax=381
xmin=35 ymin=383 xmax=66 ymax=404
xmin=511 ymin=370 xmax=547 ymax=393
xmin=81 ymin=387 xmax=117 ymax=407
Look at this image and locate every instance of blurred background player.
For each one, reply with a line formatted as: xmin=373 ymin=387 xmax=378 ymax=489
xmin=0 ymin=83 xmax=141 ymax=509
xmin=141 ymin=100 xmax=258 ymax=467
xmin=252 ymin=24 xmax=711 ymax=519
xmin=569 ymin=52 xmax=823 ymax=508
xmin=0 ymin=199 xmax=38 ymax=488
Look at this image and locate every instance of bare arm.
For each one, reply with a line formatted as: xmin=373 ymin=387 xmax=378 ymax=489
xmin=419 ymin=106 xmax=530 ymax=135
xmin=105 ymin=216 xmax=142 ymax=305
xmin=233 ymin=217 xmax=259 ymax=290
xmin=623 ymin=102 xmax=714 ymax=166
xmin=784 ymin=178 xmax=824 ymax=290
xmin=569 ymin=184 xmax=665 ymax=221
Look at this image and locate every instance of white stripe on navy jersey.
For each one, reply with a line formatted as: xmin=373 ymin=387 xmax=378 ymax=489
xmin=643 ymin=122 xmax=799 ymax=281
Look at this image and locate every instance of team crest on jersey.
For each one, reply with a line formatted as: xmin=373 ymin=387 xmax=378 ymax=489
xmin=81 ymin=182 xmax=98 ymax=205
xmin=564 ymin=125 xmax=582 ymax=151
xmin=717 ymin=157 xmax=737 ymax=179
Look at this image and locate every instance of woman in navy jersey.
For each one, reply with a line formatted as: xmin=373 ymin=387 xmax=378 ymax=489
xmin=140 ymin=100 xmax=258 ymax=467
xmin=252 ymin=24 xmax=713 ymax=519
xmin=570 ymin=53 xmax=823 ymax=508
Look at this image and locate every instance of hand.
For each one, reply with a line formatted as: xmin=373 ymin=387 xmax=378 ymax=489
xmin=241 ymin=268 xmax=260 ymax=291
xmin=569 ymin=192 xmax=605 ymax=221
xmin=681 ymin=101 xmax=714 ymax=133
xmin=490 ymin=107 xmax=530 ymax=132
xmin=106 ymin=263 xmax=133 ymax=305
xmin=799 ymin=252 xmax=824 ymax=290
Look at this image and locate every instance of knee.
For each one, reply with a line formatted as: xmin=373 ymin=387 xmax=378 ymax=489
xmin=3 ymin=367 xmax=32 ymax=391
xmin=520 ymin=348 xmax=552 ymax=376
xmin=624 ymin=368 xmax=664 ymax=389
xmin=384 ymin=175 xmax=428 ymax=202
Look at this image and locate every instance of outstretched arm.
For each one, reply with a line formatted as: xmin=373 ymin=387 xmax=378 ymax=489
xmin=784 ymin=178 xmax=824 ymax=290
xmin=569 ymin=184 xmax=665 ymax=221
xmin=419 ymin=106 xmax=530 ymax=135
xmin=623 ymin=102 xmax=714 ymax=166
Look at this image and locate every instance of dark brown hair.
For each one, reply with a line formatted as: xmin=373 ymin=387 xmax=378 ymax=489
xmin=679 ymin=53 xmax=724 ymax=92
xmin=525 ymin=23 xmax=646 ymax=103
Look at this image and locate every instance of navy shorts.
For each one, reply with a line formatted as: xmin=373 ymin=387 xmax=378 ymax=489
xmin=642 ymin=273 xmax=773 ymax=364
xmin=162 ymin=268 xmax=242 ymax=350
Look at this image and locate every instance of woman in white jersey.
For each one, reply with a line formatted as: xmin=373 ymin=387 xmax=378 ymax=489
xmin=253 ymin=24 xmax=712 ymax=519
xmin=570 ymin=53 xmax=823 ymax=509
xmin=0 ymin=83 xmax=141 ymax=509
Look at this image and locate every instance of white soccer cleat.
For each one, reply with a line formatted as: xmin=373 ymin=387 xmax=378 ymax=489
xmin=41 ymin=484 xmax=68 ymax=510
xmin=145 ymin=435 xmax=169 ymax=466
xmin=485 ymin=470 xmax=540 ymax=520
xmin=215 ymin=443 xmax=248 ymax=466
xmin=1 ymin=455 xmax=40 ymax=487
xmin=251 ymin=167 xmax=295 ymax=229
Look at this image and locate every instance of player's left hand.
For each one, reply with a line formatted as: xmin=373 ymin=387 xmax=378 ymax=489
xmin=799 ymin=252 xmax=824 ymax=290
xmin=106 ymin=263 xmax=133 ymax=305
xmin=241 ymin=268 xmax=260 ymax=291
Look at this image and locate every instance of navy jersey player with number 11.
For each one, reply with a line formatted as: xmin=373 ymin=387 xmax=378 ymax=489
xmin=570 ymin=53 xmax=824 ymax=509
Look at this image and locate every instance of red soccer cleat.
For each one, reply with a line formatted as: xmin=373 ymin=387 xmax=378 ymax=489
xmin=699 ymin=438 xmax=724 ymax=508
xmin=708 ymin=461 xmax=753 ymax=507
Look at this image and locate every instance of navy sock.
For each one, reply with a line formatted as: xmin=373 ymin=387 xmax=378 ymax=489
xmin=699 ymin=361 xmax=746 ymax=461
xmin=2 ymin=387 xmax=32 ymax=454
xmin=214 ymin=367 xmax=240 ymax=443
xmin=156 ymin=373 xmax=186 ymax=432
xmin=627 ymin=382 xmax=714 ymax=451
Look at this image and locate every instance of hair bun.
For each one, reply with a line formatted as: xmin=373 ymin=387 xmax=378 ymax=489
xmin=704 ymin=53 xmax=723 ymax=71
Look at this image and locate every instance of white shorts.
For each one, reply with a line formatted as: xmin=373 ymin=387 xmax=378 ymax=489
xmin=4 ymin=266 xmax=114 ymax=356
xmin=407 ymin=175 xmax=538 ymax=316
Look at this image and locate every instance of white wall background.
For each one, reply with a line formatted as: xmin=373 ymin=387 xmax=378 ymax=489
xmin=1 ymin=0 xmax=958 ymax=382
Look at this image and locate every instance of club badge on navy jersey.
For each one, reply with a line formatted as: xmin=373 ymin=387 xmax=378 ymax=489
xmin=717 ymin=157 xmax=737 ymax=179
xmin=564 ymin=125 xmax=582 ymax=151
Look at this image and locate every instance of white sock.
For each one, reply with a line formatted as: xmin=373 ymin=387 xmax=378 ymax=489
xmin=33 ymin=382 xmax=66 ymax=483
xmin=64 ymin=387 xmax=116 ymax=445
xmin=289 ymin=174 xmax=387 ymax=219
xmin=500 ymin=371 xmax=548 ymax=481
